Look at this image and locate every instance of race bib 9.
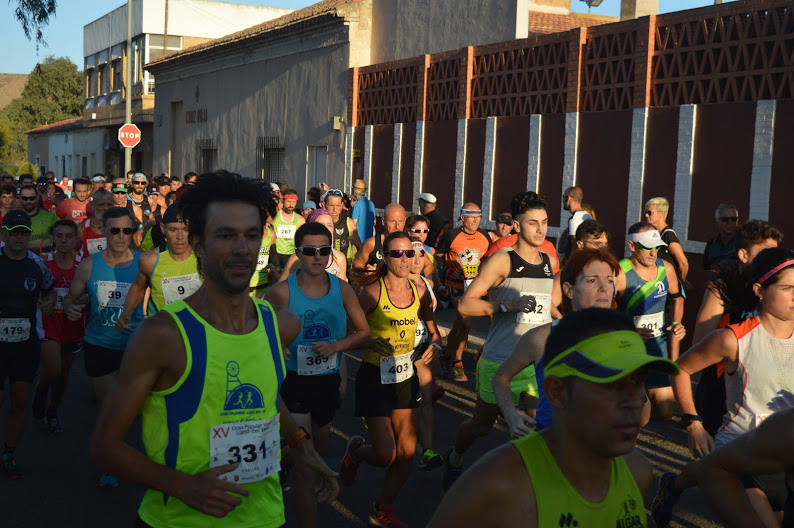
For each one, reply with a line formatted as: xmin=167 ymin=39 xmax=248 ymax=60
xmin=161 ymin=273 xmax=202 ymax=305
xmin=634 ymin=312 xmax=665 ymax=339
xmin=516 ymin=292 xmax=551 ymax=325
xmin=209 ymin=416 xmax=280 ymax=484
xmin=0 ymin=318 xmax=31 ymax=342
xmin=97 ymin=281 xmax=131 ymax=309
xmin=380 ymin=352 xmax=414 ymax=384
xmin=296 ymin=344 xmax=337 ymax=376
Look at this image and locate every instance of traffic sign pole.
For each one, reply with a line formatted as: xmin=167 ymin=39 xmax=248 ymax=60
xmin=125 ymin=0 xmax=132 ymax=175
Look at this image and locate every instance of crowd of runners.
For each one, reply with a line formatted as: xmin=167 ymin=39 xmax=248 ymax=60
xmin=0 ymin=167 xmax=792 ymax=528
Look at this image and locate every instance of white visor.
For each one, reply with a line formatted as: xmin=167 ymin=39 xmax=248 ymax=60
xmin=627 ymin=229 xmax=666 ymax=248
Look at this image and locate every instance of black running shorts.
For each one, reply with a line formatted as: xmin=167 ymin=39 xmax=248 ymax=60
xmin=83 ymin=342 xmax=123 ymax=378
xmin=354 ymin=362 xmax=419 ymax=418
xmin=280 ymin=370 xmax=341 ymax=427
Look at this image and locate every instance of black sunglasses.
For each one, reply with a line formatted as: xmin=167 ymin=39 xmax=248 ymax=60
xmin=20 ymin=196 xmax=38 ymax=201
xmin=720 ymin=216 xmax=739 ymax=223
xmin=387 ymin=249 xmax=416 ymax=259
xmin=297 ymin=245 xmax=332 ymax=257
xmin=109 ymin=227 xmax=134 ymax=235
xmin=325 ymin=189 xmax=343 ymax=197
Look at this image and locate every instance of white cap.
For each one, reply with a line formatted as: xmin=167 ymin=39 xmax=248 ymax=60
xmin=627 ymin=229 xmax=667 ymax=248
xmin=418 ymin=192 xmax=437 ymax=204
xmin=269 ymin=183 xmax=280 ymax=193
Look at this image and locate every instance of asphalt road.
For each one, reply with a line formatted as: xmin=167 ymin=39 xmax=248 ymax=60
xmin=0 ymin=309 xmax=724 ymax=527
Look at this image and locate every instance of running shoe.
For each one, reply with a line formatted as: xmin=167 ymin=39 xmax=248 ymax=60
xmin=1 ymin=453 xmax=22 ymax=480
xmin=369 ymin=504 xmax=407 ymax=528
xmin=651 ymin=472 xmax=681 ymax=528
xmin=98 ymin=472 xmax=119 ymax=488
xmin=418 ymin=448 xmax=443 ymax=471
xmin=47 ymin=415 xmax=64 ymax=434
xmin=442 ymin=449 xmax=463 ymax=491
xmin=339 ymin=435 xmax=365 ymax=486
xmin=451 ymin=361 xmax=468 ymax=382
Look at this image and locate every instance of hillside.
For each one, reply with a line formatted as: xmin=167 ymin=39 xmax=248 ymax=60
xmin=0 ymin=74 xmax=29 ymax=110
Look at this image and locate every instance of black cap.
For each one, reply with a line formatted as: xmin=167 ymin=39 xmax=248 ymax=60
xmin=162 ymin=205 xmax=183 ymax=225
xmin=2 ymin=210 xmax=32 ymax=231
xmin=155 ymin=175 xmax=171 ymax=186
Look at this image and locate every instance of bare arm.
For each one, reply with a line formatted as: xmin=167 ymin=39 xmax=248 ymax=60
xmin=697 ymin=409 xmax=794 ymax=528
xmin=116 ymin=251 xmax=156 ymax=332
xmin=693 ymin=286 xmax=725 ymax=344
xmin=457 ymin=252 xmax=534 ymax=317
xmin=550 ymin=273 xmax=563 ymax=320
xmin=350 ymin=226 xmax=362 ymax=251
xmin=352 ymin=237 xmax=375 ymax=270
xmin=665 ymin=260 xmax=685 ymax=361
xmin=668 ymin=241 xmax=689 ymax=280
xmin=63 ymin=258 xmax=92 ymax=320
xmin=278 ymin=254 xmax=300 ymax=282
xmin=624 ymin=449 xmax=654 ymax=498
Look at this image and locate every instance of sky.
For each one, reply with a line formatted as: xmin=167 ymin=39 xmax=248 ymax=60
xmin=0 ymin=0 xmax=729 ymax=75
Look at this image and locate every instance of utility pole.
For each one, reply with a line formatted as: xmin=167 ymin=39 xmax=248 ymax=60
xmin=164 ymin=0 xmax=169 ymax=49
xmin=125 ymin=0 xmax=133 ymax=174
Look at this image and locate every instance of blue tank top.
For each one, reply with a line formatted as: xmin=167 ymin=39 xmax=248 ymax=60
xmin=286 ymin=271 xmax=347 ymax=375
xmin=618 ymin=258 xmax=669 ymax=357
xmin=84 ymin=251 xmax=145 ymax=350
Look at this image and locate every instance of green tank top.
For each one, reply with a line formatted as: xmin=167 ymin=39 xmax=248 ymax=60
xmin=138 ymin=299 xmax=286 ymax=528
xmin=250 ymin=229 xmax=273 ymax=289
xmin=150 ymin=250 xmax=202 ymax=311
xmin=511 ymin=433 xmax=647 ymax=528
xmin=273 ymin=211 xmax=299 ymax=255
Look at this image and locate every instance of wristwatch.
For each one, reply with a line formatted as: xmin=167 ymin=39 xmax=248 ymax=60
xmin=286 ymin=426 xmax=311 ymax=449
xmin=499 ymin=303 xmax=508 ymax=313
xmin=680 ymin=413 xmax=702 ymax=429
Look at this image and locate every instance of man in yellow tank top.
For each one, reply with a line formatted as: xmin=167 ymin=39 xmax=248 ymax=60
xmin=91 ymin=172 xmax=338 ymax=528
xmin=429 ymin=308 xmax=678 ymax=528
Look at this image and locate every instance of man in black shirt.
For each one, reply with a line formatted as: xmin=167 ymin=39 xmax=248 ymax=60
xmin=419 ymin=193 xmax=448 ymax=249
xmin=0 ymin=211 xmax=56 ymax=479
xmin=703 ymin=204 xmax=740 ymax=271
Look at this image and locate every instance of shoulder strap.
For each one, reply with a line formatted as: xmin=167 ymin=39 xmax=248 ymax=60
xmin=255 ymin=300 xmax=285 ymax=393
xmin=619 ymin=258 xmax=633 ymax=274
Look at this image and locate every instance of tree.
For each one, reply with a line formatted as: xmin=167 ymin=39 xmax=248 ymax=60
xmin=0 ymin=56 xmax=82 ymax=164
xmin=12 ymin=0 xmax=57 ymax=46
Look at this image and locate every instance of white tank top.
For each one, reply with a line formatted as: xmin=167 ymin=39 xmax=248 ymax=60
xmin=716 ymin=316 xmax=794 ymax=446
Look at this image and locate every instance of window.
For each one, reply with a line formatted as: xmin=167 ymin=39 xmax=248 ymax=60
xmin=88 ymin=69 xmax=97 ymax=97
xmin=81 ymin=157 xmax=87 ymax=178
xmin=111 ymin=60 xmax=122 ymax=91
xmin=198 ymin=138 xmax=217 ymax=173
xmin=90 ymin=153 xmax=96 ymax=175
xmin=256 ymin=136 xmax=284 ymax=181
xmin=307 ymin=146 xmax=328 ymax=190
xmin=134 ymin=38 xmax=144 ymax=83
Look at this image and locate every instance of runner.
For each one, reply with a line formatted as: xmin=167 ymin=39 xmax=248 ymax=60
xmin=442 ymin=193 xmax=554 ymax=489
xmin=64 ymin=206 xmax=145 ymax=488
xmin=91 ymin=174 xmax=106 ymax=194
xmin=19 ymin=184 xmax=58 ymax=253
xmin=33 ymin=219 xmax=84 ymax=433
xmin=341 ymin=231 xmax=441 ymax=527
xmin=644 ymin=197 xmax=689 ymax=291
xmin=417 ymin=193 xmax=448 ymax=250
xmin=353 ymin=203 xmax=407 ymax=271
xmin=264 ymin=221 xmax=370 ymax=528
xmin=0 ymin=211 xmax=56 ymax=479
xmin=489 ymin=212 xmax=514 ymax=241
xmin=557 ymin=185 xmax=592 ymax=261
xmin=703 ymin=203 xmax=740 ymax=271
xmin=89 ymin=171 xmax=337 ymax=527
xmin=0 ymin=184 xmax=16 ymax=223
xmin=55 ymin=177 xmax=91 ymax=224
xmin=615 ymin=222 xmax=684 ymax=422
xmin=111 ymin=178 xmax=130 ymax=208
xmin=115 ymin=206 xmax=201 ymax=332
xmin=81 ymin=189 xmax=113 ymax=257
xmin=271 ymin=188 xmax=305 ymax=273
xmin=697 ymin=408 xmax=794 ymax=528
xmin=654 ymin=247 xmax=794 ymax=526
xmin=351 ymin=178 xmax=375 ymax=241
xmin=249 ymin=222 xmax=277 ymax=300
xmin=127 ymin=173 xmax=150 ymax=226
xmin=436 ymin=202 xmax=491 ymax=382
xmin=324 ymin=189 xmax=361 ymax=266
xmin=408 ymin=238 xmax=445 ymax=471
xmin=493 ymin=248 xmax=621 ymax=439
xmin=278 ymin=209 xmax=348 ymax=282
xmin=429 ymin=308 xmax=674 ymax=527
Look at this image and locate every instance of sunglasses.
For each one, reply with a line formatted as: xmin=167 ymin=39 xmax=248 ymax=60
xmin=325 ymin=189 xmax=343 ymax=197
xmin=720 ymin=216 xmax=739 ymax=223
xmin=634 ymin=242 xmax=662 ymax=252
xmin=643 ymin=210 xmax=655 ymax=216
xmin=411 ymin=228 xmax=429 ymax=234
xmin=297 ymin=245 xmax=332 ymax=257
xmin=133 ymin=181 xmax=146 ymax=185
xmin=387 ymin=249 xmax=416 ymax=259
xmin=20 ymin=196 xmax=38 ymax=201
xmin=109 ymin=227 xmax=134 ymax=235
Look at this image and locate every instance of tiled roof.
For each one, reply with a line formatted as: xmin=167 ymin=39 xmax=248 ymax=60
xmin=26 ymin=117 xmax=83 ymax=134
xmin=147 ymin=0 xmax=360 ymax=68
xmin=528 ymin=11 xmax=617 ymax=35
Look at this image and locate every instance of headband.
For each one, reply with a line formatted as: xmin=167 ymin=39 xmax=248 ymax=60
xmin=283 ymin=194 xmax=299 ymax=200
xmin=756 ymin=259 xmax=794 ymax=286
xmin=460 ymin=209 xmax=482 ymax=216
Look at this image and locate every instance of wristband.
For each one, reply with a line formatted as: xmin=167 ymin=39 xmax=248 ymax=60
xmin=282 ymin=426 xmax=311 ymax=455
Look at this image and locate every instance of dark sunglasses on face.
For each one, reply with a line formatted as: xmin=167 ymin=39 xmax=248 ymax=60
xmin=297 ymin=245 xmax=332 ymax=257
xmin=643 ymin=210 xmax=654 ymax=216
xmin=387 ymin=249 xmax=416 ymax=259
xmin=635 ymin=242 xmax=661 ymax=252
xmin=109 ymin=227 xmax=134 ymax=235
xmin=411 ymin=228 xmax=429 ymax=234
xmin=720 ymin=216 xmax=739 ymax=223
xmin=20 ymin=196 xmax=38 ymax=201
xmin=113 ymin=190 xmax=127 ymax=195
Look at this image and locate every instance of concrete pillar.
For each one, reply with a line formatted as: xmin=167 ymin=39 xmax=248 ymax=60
xmin=673 ymin=104 xmax=704 ymax=253
xmin=625 ymin=107 xmax=649 ymax=232
xmin=344 ymin=126 xmax=355 ymax=193
xmin=391 ymin=123 xmax=403 ymax=204
xmin=749 ymin=100 xmax=776 ymax=221
xmin=413 ymin=121 xmax=425 ymax=210
xmin=527 ymin=114 xmax=542 ymax=193
xmin=453 ymin=119 xmax=467 ymax=214
xmin=560 ymin=111 xmax=579 ymax=230
xmin=481 ymin=116 xmax=497 ymax=230
xmin=363 ymin=125 xmax=373 ymax=197
xmin=621 ymin=0 xmax=658 ymax=20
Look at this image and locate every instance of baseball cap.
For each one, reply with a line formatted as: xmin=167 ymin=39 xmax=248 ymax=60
xmin=302 ymin=200 xmax=317 ymax=211
xmin=269 ymin=183 xmax=281 ymax=193
xmin=112 ymin=183 xmax=128 ymax=193
xmin=2 ymin=210 xmax=32 ymax=231
xmin=91 ymin=175 xmax=106 ymax=183
xmin=162 ymin=205 xmax=183 ymax=225
xmin=496 ymin=213 xmax=513 ymax=225
xmin=418 ymin=193 xmax=437 ymax=204
xmin=627 ymin=229 xmax=666 ymax=249
xmin=132 ymin=172 xmax=148 ymax=183
xmin=155 ymin=175 xmax=171 ymax=187
xmin=544 ymin=330 xmax=679 ymax=384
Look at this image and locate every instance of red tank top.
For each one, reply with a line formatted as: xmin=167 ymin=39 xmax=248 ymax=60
xmin=42 ymin=252 xmax=85 ymax=343
xmin=81 ymin=219 xmax=107 ymax=257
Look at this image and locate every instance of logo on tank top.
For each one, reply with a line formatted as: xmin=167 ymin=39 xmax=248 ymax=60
xmin=335 ymin=228 xmax=344 ymax=235
xmin=302 ymin=310 xmax=330 ymax=340
xmin=615 ymin=498 xmax=643 ymax=528
xmin=543 ymin=264 xmax=551 ymax=276
xmin=24 ymin=277 xmax=37 ymax=292
xmin=223 ymin=361 xmax=265 ymax=412
xmin=558 ymin=513 xmax=578 ymax=526
xmin=653 ymin=280 xmax=667 ymax=299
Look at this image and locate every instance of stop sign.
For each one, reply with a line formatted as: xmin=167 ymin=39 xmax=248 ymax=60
xmin=118 ymin=123 xmax=141 ymax=148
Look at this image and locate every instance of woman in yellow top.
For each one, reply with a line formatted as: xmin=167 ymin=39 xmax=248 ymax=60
xmin=339 ymin=231 xmax=441 ymax=527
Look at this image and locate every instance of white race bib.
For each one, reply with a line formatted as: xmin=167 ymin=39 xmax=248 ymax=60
xmin=256 ymin=246 xmax=270 ymax=271
xmin=209 ymin=416 xmax=280 ymax=484
xmin=0 ymin=318 xmax=31 ymax=342
xmin=161 ymin=273 xmax=202 ymax=305
xmin=414 ymin=319 xmax=428 ymax=349
xmin=97 ymin=280 xmax=131 ymax=309
xmin=296 ymin=344 xmax=337 ymax=376
xmin=276 ymin=224 xmax=296 ymax=240
xmin=54 ymin=287 xmax=69 ymax=311
xmin=380 ymin=352 xmax=414 ymax=384
xmin=634 ymin=312 xmax=665 ymax=338
xmin=516 ymin=292 xmax=552 ymax=325
xmin=86 ymin=237 xmax=106 ymax=255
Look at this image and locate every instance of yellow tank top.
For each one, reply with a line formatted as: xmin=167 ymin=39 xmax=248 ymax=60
xmin=362 ymin=277 xmax=419 ymax=366
xmin=512 ymin=433 xmax=647 ymax=527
